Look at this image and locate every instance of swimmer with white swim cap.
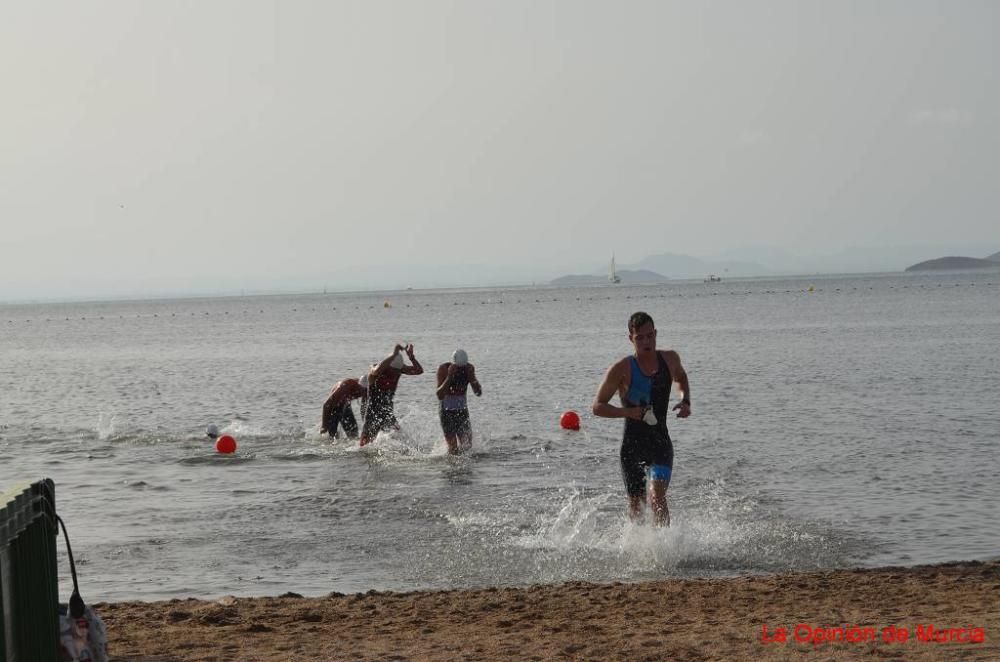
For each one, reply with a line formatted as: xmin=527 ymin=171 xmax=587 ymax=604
xmin=436 ymin=349 xmax=482 ymax=454
xmin=359 ymin=343 xmax=424 ymax=446
xmin=321 ymin=374 xmax=369 ymax=439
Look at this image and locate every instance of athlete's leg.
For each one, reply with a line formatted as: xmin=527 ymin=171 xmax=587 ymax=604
xmin=321 ymin=393 xmax=338 ymax=436
xmin=440 ymin=407 xmax=461 ymax=454
xmin=341 ymin=404 xmax=358 ymax=439
xmin=360 ymin=398 xmax=390 ymax=446
xmin=627 ymin=495 xmax=645 ymax=521
xmin=647 ymin=463 xmax=673 ymax=526
xmin=359 ymin=413 xmax=376 ymax=446
xmin=456 ymin=409 xmax=473 ymax=452
xmin=648 ymin=479 xmax=670 ymax=526
xmin=325 ymin=405 xmax=344 ymax=439
xmin=620 ymin=441 xmax=647 ymax=520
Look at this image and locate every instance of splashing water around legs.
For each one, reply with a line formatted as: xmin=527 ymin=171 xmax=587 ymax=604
xmin=628 ymin=486 xmax=669 ymax=526
xmin=648 ymin=478 xmax=670 ymax=527
xmin=630 ymin=468 xmax=671 ymax=526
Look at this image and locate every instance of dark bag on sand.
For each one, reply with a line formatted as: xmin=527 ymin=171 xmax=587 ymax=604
xmin=58 ymin=603 xmax=107 ymax=662
xmin=56 ymin=514 xmax=108 ymax=662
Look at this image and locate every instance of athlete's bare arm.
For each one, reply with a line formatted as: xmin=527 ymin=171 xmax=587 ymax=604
xmin=372 ymin=345 xmax=405 ymax=379
xmin=468 ymin=364 xmax=482 ymax=396
xmin=435 ymin=363 xmax=450 ymax=400
xmin=661 ymin=350 xmax=691 ymax=418
xmin=592 ymin=359 xmax=643 ymax=420
xmin=401 ymin=344 xmax=424 ymax=375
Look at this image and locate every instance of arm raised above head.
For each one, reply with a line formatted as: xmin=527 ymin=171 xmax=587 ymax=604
xmin=401 ymin=344 xmax=424 ymax=375
xmin=372 ymin=345 xmax=404 ymax=378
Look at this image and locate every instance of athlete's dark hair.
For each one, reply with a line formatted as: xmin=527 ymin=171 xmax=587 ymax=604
xmin=628 ymin=311 xmax=655 ymax=334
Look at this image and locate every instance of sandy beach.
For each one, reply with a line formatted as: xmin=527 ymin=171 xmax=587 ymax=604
xmin=99 ymin=560 xmax=997 ymax=660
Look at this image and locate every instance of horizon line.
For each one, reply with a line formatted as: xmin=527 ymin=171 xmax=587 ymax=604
xmin=0 ymin=266 xmax=949 ymax=307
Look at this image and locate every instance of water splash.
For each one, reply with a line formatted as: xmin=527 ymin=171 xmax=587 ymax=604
xmin=95 ymin=411 xmax=126 ymax=440
xmin=506 ymin=480 xmax=868 ymax=579
xmin=361 ymin=403 xmax=463 ymax=460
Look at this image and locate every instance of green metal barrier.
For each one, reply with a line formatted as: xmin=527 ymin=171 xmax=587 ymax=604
xmin=0 ymin=479 xmax=58 ymax=662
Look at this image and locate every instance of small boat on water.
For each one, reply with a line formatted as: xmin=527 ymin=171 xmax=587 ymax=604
xmin=609 ymin=254 xmax=621 ymax=284
xmin=704 ymin=274 xmax=722 ymax=283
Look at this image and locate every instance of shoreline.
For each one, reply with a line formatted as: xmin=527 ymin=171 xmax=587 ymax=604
xmin=100 ymin=560 xmax=997 ymax=660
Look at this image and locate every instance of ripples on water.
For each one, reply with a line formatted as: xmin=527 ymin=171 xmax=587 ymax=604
xmin=1 ymin=271 xmax=998 ymax=600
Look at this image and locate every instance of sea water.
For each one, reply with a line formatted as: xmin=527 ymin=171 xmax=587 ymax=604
xmin=1 ymin=271 xmax=997 ymax=601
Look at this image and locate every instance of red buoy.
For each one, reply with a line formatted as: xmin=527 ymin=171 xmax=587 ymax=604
xmin=560 ymin=411 xmax=580 ymax=431
xmin=215 ymin=435 xmax=237 ymax=454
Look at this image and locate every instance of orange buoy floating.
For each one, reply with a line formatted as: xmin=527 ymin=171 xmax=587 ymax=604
xmin=215 ymin=435 xmax=237 ymax=454
xmin=560 ymin=411 xmax=581 ymax=431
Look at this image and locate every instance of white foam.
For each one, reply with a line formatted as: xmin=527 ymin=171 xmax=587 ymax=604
xmin=512 ymin=486 xmax=617 ymax=551
xmin=507 ymin=481 xmax=848 ymax=574
xmin=95 ymin=411 xmax=126 ymax=440
xmin=361 ymin=402 xmax=483 ymax=461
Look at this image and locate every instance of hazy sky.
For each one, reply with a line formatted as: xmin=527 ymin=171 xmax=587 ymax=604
xmin=2 ymin=1 xmax=997 ymax=299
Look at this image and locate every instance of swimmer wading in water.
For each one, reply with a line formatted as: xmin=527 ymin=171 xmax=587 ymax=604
xmin=360 ymin=343 xmax=423 ymax=446
xmin=321 ymin=375 xmax=368 ymax=439
xmin=592 ymin=311 xmax=691 ymax=526
xmin=435 ymin=348 xmax=482 ymax=454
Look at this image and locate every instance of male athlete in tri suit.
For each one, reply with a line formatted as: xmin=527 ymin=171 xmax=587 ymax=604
xmin=435 ymin=348 xmax=482 ymax=454
xmin=592 ymin=311 xmax=691 ymax=526
xmin=360 ymin=343 xmax=424 ymax=446
xmin=320 ymin=375 xmax=368 ymax=439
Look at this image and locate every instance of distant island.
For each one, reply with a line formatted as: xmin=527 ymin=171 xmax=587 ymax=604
xmin=905 ymin=253 xmax=1000 ymax=272
xmin=550 ymin=269 xmax=669 ymax=286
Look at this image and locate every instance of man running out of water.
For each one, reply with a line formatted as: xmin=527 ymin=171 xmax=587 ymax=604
xmin=320 ymin=375 xmax=368 ymax=439
xmin=592 ymin=311 xmax=691 ymax=526
xmin=359 ymin=343 xmax=424 ymax=446
xmin=435 ymin=349 xmax=482 ymax=454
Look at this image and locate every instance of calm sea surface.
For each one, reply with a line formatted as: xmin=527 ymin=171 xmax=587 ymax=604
xmin=1 ymin=272 xmax=998 ymax=602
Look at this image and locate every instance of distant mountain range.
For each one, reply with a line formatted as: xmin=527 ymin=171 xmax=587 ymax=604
xmin=631 ymin=253 xmax=772 ymax=279
xmin=905 ymin=252 xmax=1000 ymax=272
xmin=550 ymin=247 xmax=1000 ymax=285
xmin=549 ymin=253 xmax=772 ymax=285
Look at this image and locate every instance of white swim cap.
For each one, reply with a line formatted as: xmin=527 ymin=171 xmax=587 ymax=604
xmin=206 ymin=424 xmax=219 ymax=439
xmin=390 ymin=354 xmax=405 ymax=369
xmin=452 ymin=349 xmax=468 ymax=366
xmin=359 ymin=374 xmax=369 ymax=389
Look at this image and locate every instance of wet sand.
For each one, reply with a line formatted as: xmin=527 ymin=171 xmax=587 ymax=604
xmin=100 ymin=560 xmax=997 ymax=660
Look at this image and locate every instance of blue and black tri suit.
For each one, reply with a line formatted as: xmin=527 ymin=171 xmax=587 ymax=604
xmin=620 ymin=352 xmax=674 ymax=498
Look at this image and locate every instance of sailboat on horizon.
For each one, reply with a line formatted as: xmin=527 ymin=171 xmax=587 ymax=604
xmin=609 ymin=254 xmax=621 ymax=284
